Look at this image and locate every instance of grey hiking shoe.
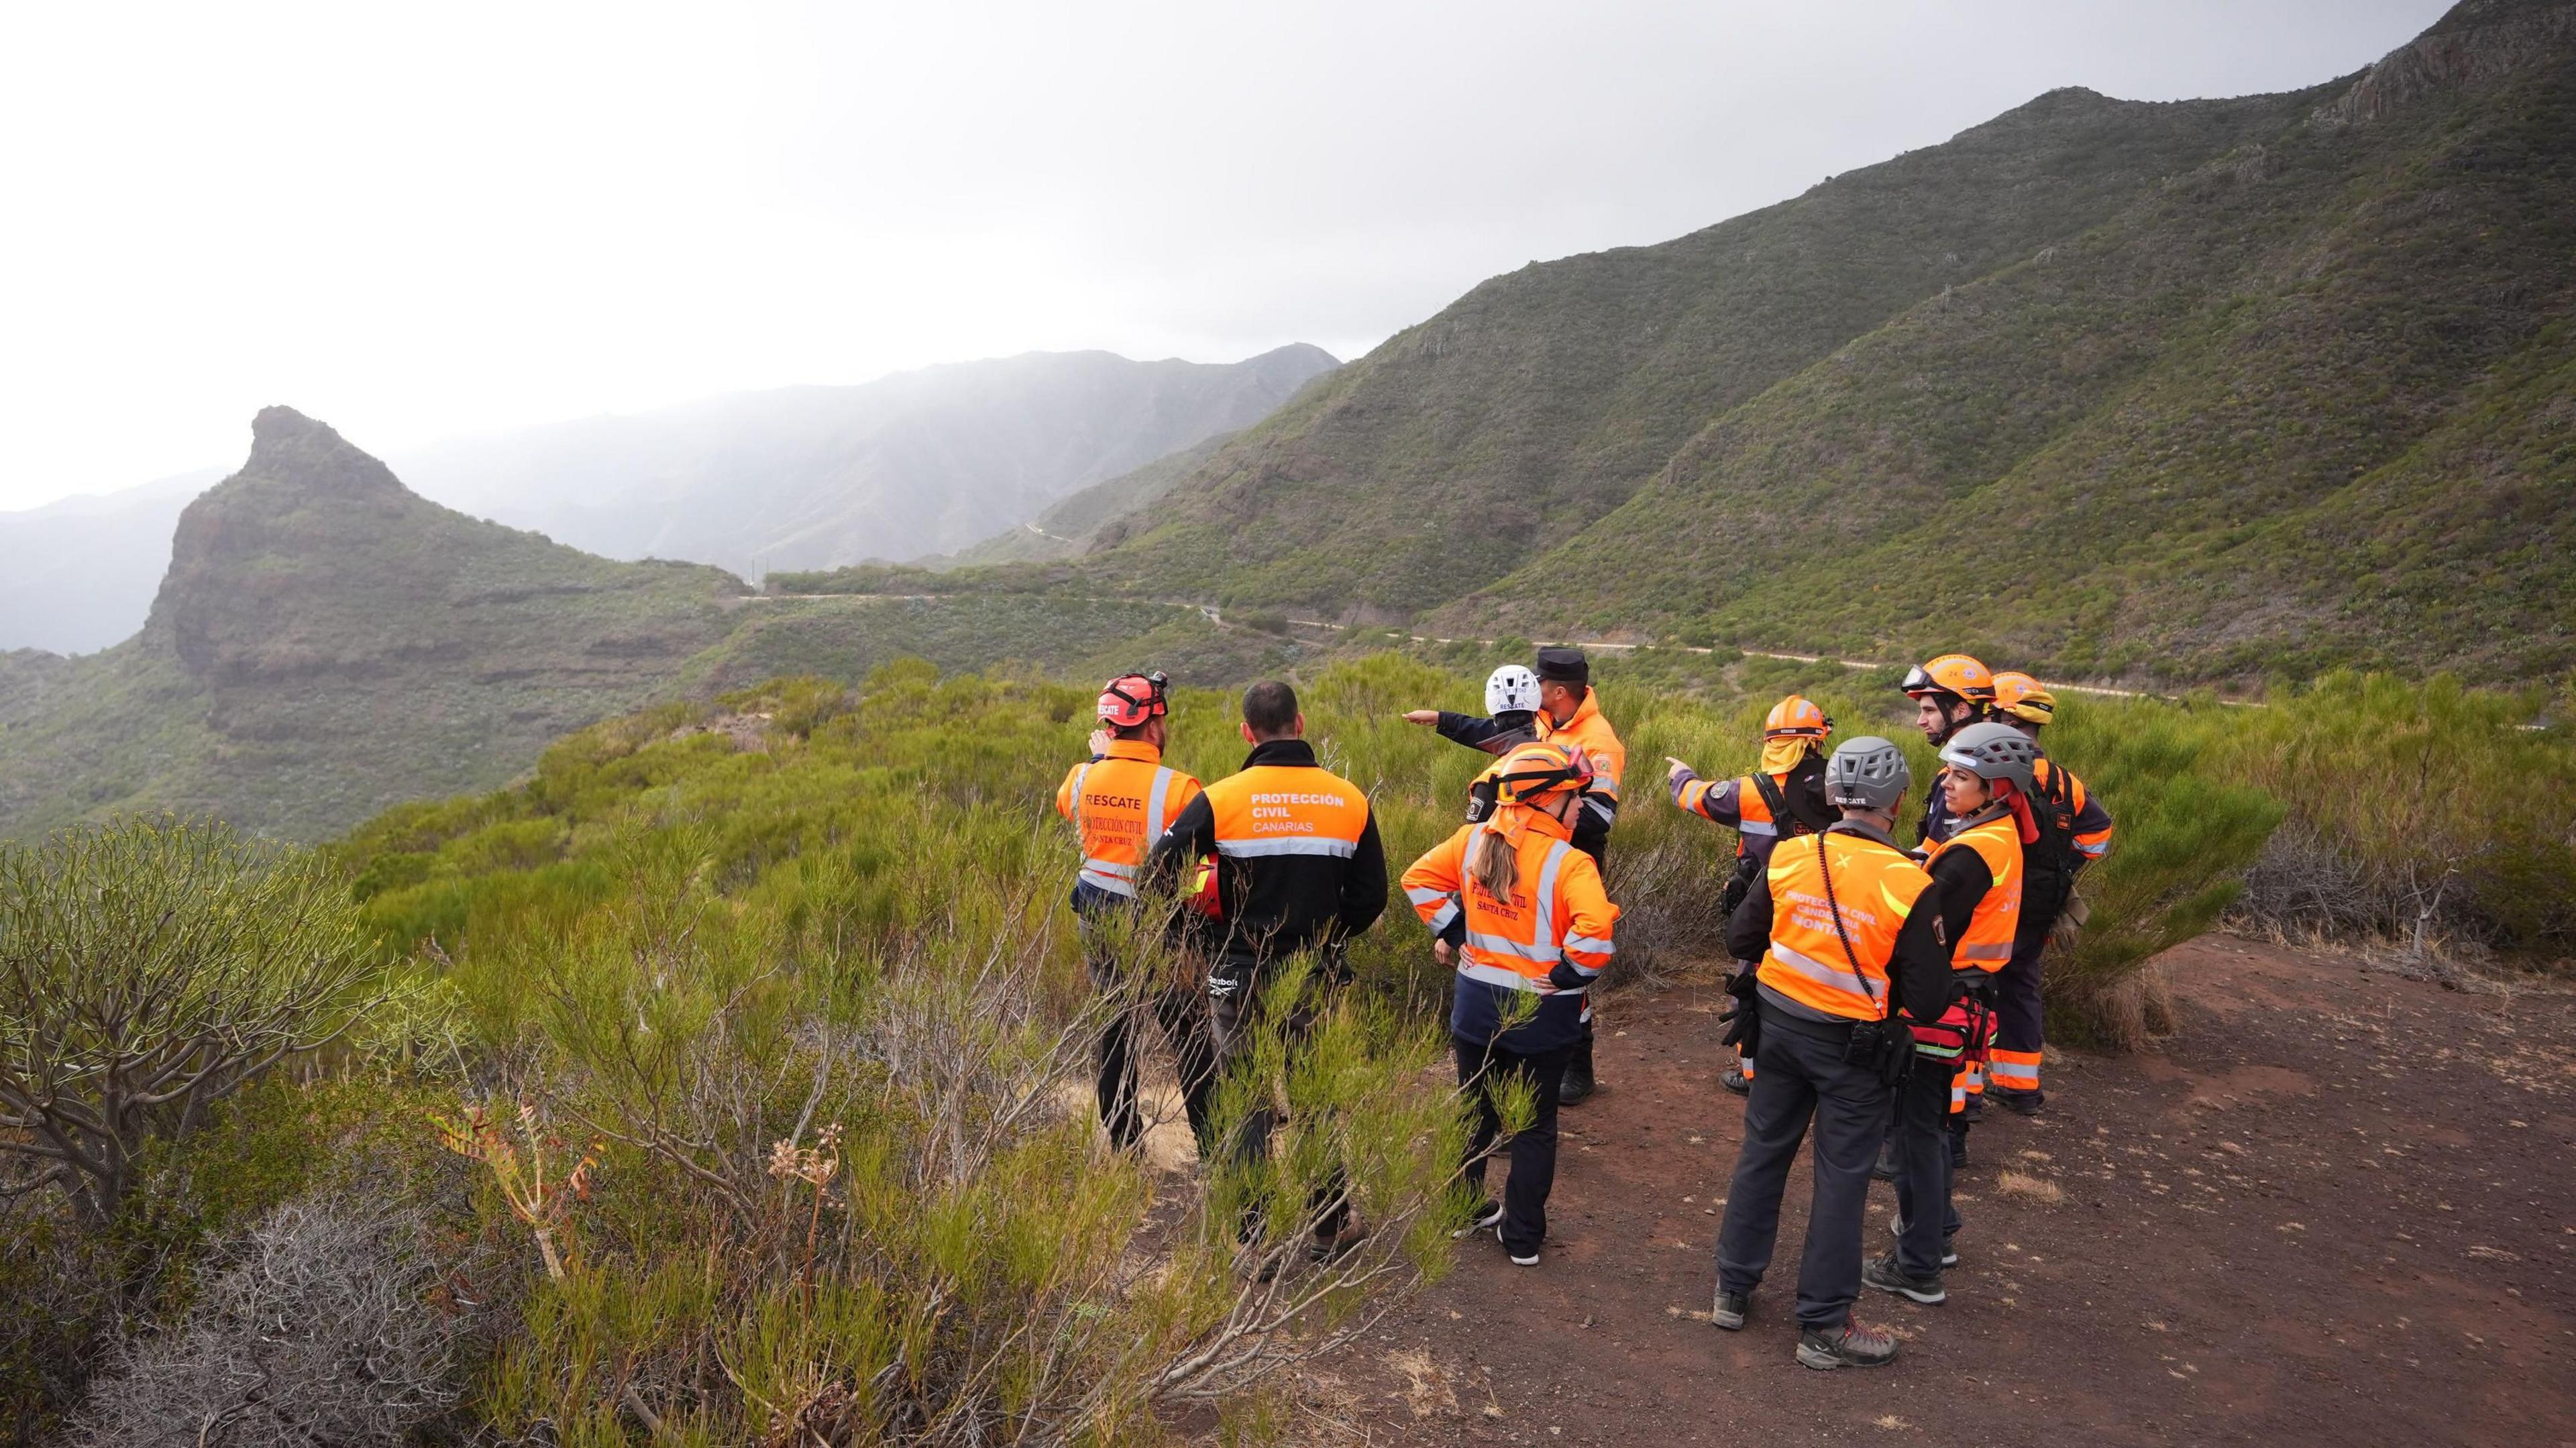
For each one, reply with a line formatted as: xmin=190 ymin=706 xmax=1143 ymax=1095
xmin=1711 ymin=1287 xmax=1750 ymax=1331
xmin=1863 ymin=1251 xmax=1947 ymax=1304
xmin=1889 ymin=1217 xmax=1960 ymax=1267
xmin=1797 ymin=1318 xmax=1899 ymax=1370
xmin=1721 ymin=1064 xmax=1750 ymax=1096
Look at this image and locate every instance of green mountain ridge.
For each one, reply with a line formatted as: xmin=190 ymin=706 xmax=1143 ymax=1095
xmin=1044 ymin=0 xmax=2573 ymax=683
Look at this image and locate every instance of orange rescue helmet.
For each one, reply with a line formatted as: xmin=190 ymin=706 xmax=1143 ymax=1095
xmin=1991 ymin=671 xmax=2055 ymax=726
xmin=1490 ymin=740 xmax=1594 ymax=807
xmin=1096 ymin=671 xmax=1171 ymax=728
xmin=1762 ymin=694 xmax=1833 ymax=740
xmin=1900 ymin=653 xmax=1996 ymax=705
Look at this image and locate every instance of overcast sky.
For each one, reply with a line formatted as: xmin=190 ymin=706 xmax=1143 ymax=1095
xmin=0 ymin=0 xmax=2451 ymax=511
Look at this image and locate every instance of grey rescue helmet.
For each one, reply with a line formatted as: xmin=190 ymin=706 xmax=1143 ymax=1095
xmin=1825 ymin=736 xmax=1912 ymax=812
xmin=1937 ymin=721 xmax=2039 ymax=797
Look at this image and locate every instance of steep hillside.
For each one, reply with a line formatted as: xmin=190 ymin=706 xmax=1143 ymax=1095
xmin=393 ymin=344 xmax=1337 ymax=576
xmin=1065 ymin=0 xmax=2574 ymax=685
xmin=0 ymin=410 xmax=1261 ymax=841
xmin=0 ymin=468 xmax=219 ymax=653
xmin=932 ymin=432 xmax=1232 ymax=568
xmin=1072 ymin=87 xmax=2325 ymax=618
xmin=1464 ymin=0 xmax=2576 ymax=683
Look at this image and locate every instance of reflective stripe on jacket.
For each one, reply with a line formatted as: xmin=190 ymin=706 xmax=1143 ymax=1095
xmin=1675 ymin=769 xmax=1799 ymax=863
xmin=1757 ymin=830 xmax=1934 ymax=1022
xmin=2037 ymin=757 xmax=2114 ymax=860
xmin=1145 ymin=738 xmax=1389 ymax=967
xmin=1055 ymin=740 xmax=1201 ymax=899
xmin=1403 ymin=812 xmax=1619 ymax=1052
xmin=1927 ymin=810 xmax=2023 ymax=972
xmin=1543 ymin=689 xmax=1627 ymax=839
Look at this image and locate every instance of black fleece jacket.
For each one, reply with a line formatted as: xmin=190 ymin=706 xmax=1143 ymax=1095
xmin=1146 ymin=738 xmax=1388 ymax=968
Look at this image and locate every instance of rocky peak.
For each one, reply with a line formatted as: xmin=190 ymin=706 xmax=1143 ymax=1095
xmin=2317 ymin=0 xmax=2576 ymax=127
xmin=237 ymin=405 xmax=408 ymax=500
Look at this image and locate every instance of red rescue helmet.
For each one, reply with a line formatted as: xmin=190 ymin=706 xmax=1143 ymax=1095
xmin=1900 ymin=653 xmax=1996 ymax=705
xmin=1096 ymin=671 xmax=1171 ymax=728
xmin=1763 ymin=694 xmax=1833 ymax=740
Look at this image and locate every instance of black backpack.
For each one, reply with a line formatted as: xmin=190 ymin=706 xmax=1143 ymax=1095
xmin=1719 ymin=757 xmax=1833 ymax=925
xmin=2017 ymin=760 xmax=2084 ymax=944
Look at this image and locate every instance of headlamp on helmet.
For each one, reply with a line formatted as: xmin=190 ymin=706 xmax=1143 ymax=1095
xmin=1096 ymin=671 xmax=1171 ymax=729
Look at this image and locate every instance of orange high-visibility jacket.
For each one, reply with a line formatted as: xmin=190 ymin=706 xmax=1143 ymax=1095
xmin=1674 ymin=766 xmax=1829 ymax=865
xmin=1055 ymin=740 xmax=1201 ymax=900
xmin=1542 ymin=690 xmax=1627 ymax=840
xmin=1927 ymin=811 xmax=2023 ymax=973
xmin=1757 ymin=831 xmax=1935 ymax=1022
xmin=1403 ymin=816 xmax=1619 ymax=996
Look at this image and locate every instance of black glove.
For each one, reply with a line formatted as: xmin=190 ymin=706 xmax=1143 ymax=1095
xmin=1719 ymin=964 xmax=1762 ymax=1054
xmin=1547 ymin=958 xmax=1590 ymax=993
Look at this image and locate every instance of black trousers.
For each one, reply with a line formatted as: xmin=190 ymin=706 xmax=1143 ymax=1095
xmin=1890 ymin=1055 xmax=1961 ymax=1277
xmin=1994 ymin=930 xmax=2047 ymax=1072
xmin=1210 ymin=958 xmax=1348 ymax=1236
xmin=1454 ymin=1034 xmax=1573 ymax=1256
xmin=1714 ymin=1003 xmax=1894 ymax=1331
xmin=1082 ymin=923 xmax=1215 ymax=1152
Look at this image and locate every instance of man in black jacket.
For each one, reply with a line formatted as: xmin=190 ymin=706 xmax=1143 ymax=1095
xmin=1147 ymin=680 xmax=1387 ymax=1256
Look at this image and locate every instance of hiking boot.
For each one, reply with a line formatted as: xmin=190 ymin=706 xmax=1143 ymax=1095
xmin=1796 ymin=1318 xmax=1899 ymax=1370
xmin=1711 ymin=1288 xmax=1750 ymax=1331
xmin=1453 ymin=1196 xmax=1505 ymax=1239
xmin=1863 ymin=1251 xmax=1947 ymax=1305
xmin=1889 ymin=1217 xmax=1960 ymax=1268
xmin=1872 ymin=1139 xmax=1899 ymax=1182
xmin=1721 ymin=1064 xmax=1750 ymax=1097
xmin=1560 ymin=1060 xmax=1597 ymax=1105
xmin=1993 ymin=1087 xmax=2047 ymax=1117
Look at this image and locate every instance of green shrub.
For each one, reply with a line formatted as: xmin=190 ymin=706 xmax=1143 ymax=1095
xmin=2216 ymin=671 xmax=2576 ymax=958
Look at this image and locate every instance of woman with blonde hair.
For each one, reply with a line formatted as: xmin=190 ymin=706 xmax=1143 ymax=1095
xmin=1402 ymin=741 xmax=1619 ymax=1266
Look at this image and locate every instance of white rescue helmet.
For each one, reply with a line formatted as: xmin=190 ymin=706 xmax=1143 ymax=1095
xmin=1485 ymin=664 xmax=1542 ymax=716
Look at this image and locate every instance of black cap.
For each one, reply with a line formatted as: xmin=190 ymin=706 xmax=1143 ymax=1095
xmin=1534 ymin=647 xmax=1589 ymax=687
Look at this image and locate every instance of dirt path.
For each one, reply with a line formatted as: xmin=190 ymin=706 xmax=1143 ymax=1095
xmin=1298 ymin=937 xmax=2576 ymax=1447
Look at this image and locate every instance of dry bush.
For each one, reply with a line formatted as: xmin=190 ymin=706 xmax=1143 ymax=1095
xmin=69 ymin=1192 xmax=464 ymax=1447
xmin=1597 ymin=833 xmax=1734 ymax=989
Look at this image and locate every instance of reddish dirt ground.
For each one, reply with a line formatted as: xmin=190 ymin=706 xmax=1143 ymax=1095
xmin=1296 ymin=936 xmax=2576 ymax=1447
